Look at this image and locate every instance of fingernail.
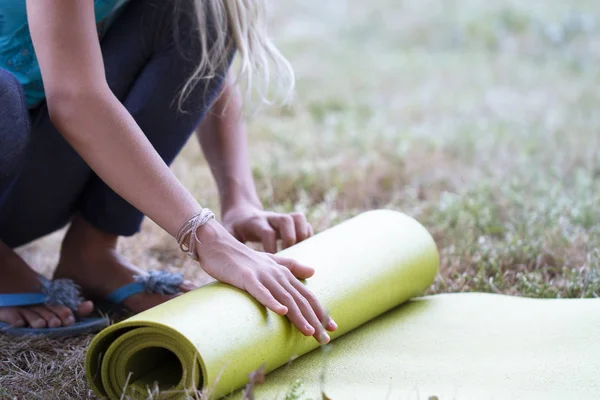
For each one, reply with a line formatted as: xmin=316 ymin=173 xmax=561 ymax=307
xmin=329 ymin=320 xmax=338 ymax=330
xmin=49 ymin=318 xmax=61 ymax=328
xmin=65 ymin=315 xmax=75 ymax=325
xmin=318 ymin=332 xmax=330 ymax=344
xmin=305 ymin=325 xmax=315 ymax=335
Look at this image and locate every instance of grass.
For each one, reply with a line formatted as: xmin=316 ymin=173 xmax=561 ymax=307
xmin=1 ymin=0 xmax=600 ymax=398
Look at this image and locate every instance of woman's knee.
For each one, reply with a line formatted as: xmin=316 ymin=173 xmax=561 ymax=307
xmin=0 ymin=69 xmax=30 ymax=177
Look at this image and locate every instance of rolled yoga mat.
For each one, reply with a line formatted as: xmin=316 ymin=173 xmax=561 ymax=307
xmin=86 ymin=209 xmax=600 ymax=399
xmin=85 ymin=209 xmax=440 ymax=399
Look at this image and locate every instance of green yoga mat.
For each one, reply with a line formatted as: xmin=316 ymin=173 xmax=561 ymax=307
xmin=86 ymin=209 xmax=439 ymax=398
xmin=85 ymin=210 xmax=600 ymax=399
xmin=236 ymin=293 xmax=600 ymax=400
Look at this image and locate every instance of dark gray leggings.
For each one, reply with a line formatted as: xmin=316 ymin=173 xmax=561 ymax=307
xmin=0 ymin=0 xmax=231 ymax=248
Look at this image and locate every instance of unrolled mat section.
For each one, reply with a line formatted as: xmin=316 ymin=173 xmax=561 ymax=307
xmin=85 ymin=210 xmax=440 ymax=399
xmin=234 ymin=293 xmax=600 ymax=400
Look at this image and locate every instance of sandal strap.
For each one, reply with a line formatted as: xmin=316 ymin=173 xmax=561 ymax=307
xmin=0 ymin=277 xmax=83 ymax=311
xmin=105 ymin=283 xmax=145 ymax=304
xmin=105 ymin=271 xmax=184 ymax=304
xmin=0 ymin=293 xmax=46 ymax=307
xmin=40 ymin=277 xmax=84 ymax=311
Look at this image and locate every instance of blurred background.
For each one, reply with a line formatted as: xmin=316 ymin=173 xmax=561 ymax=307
xmin=22 ymin=0 xmax=600 ymax=300
xmin=166 ymin=0 xmax=600 ymax=297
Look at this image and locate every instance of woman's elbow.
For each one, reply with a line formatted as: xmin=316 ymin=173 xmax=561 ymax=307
xmin=46 ymin=85 xmax=109 ymax=136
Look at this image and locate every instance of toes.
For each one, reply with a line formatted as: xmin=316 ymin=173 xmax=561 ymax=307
xmin=19 ymin=308 xmax=47 ymax=329
xmin=30 ymin=306 xmax=62 ymax=328
xmin=76 ymin=300 xmax=94 ymax=318
xmin=46 ymin=305 xmax=76 ymax=326
xmin=179 ymin=280 xmax=196 ymax=293
xmin=0 ymin=308 xmax=26 ymax=327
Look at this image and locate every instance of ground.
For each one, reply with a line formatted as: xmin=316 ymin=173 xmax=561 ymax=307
xmin=1 ymin=0 xmax=599 ymax=398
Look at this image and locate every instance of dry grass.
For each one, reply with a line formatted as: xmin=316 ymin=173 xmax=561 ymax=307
xmin=2 ymin=0 xmax=600 ymax=398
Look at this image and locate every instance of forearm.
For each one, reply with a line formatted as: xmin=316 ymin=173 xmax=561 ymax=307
xmin=26 ymin=0 xmax=205 ymax=237
xmin=197 ymin=75 xmax=261 ymax=213
xmin=51 ymin=88 xmax=201 ymax=237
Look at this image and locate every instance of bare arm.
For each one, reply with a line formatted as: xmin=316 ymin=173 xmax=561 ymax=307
xmin=197 ymin=74 xmax=314 ymax=252
xmin=27 ymin=0 xmax=199 ymax=236
xmin=26 ymin=0 xmax=335 ymax=342
xmin=197 ymin=73 xmax=262 ymax=213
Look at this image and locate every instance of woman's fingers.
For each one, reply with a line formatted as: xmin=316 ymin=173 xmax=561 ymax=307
xmin=241 ymin=211 xmax=312 ymax=252
xmin=289 ymin=277 xmax=337 ymax=332
xmin=280 ymin=278 xmax=331 ymax=343
xmin=246 ymin=218 xmax=279 ymax=253
xmin=262 ymin=276 xmax=316 ymax=337
xmin=244 ymin=278 xmax=288 ymax=316
xmin=270 ymin=254 xmax=315 ymax=280
xmin=270 ymin=255 xmax=335 ymax=332
xmin=248 ymin=265 xmax=330 ymax=343
xmin=261 ymin=262 xmax=334 ymax=343
xmin=268 ymin=215 xmax=296 ymax=249
xmin=197 ymin=226 xmax=330 ymax=344
xmin=290 ymin=212 xmax=311 ymax=242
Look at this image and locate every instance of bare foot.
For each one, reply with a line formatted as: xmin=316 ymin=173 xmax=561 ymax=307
xmin=54 ymin=215 xmax=195 ymax=313
xmin=0 ymin=240 xmax=94 ymax=329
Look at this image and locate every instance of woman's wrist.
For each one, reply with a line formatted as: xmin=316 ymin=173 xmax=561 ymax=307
xmin=195 ymin=218 xmax=229 ymax=244
xmin=192 ymin=218 xmax=248 ymax=265
xmin=219 ymin=180 xmax=262 ymax=214
xmin=175 ymin=208 xmax=226 ymax=261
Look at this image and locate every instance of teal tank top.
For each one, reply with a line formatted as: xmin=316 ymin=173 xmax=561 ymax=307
xmin=0 ymin=0 xmax=128 ymax=108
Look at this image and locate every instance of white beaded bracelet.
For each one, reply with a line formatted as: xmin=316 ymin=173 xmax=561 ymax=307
xmin=175 ymin=208 xmax=215 ymax=261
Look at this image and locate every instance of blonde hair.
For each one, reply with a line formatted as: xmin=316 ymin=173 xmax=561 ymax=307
xmin=178 ymin=0 xmax=295 ymax=108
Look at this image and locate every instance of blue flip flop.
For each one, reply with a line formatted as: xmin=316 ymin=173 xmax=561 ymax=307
xmin=0 ymin=271 xmax=184 ymax=337
xmin=0 ymin=277 xmax=109 ymax=337
xmin=97 ymin=270 xmax=185 ymax=313
xmin=105 ymin=270 xmax=184 ymax=304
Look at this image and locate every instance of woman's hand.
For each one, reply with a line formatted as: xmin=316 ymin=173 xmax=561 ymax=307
xmin=195 ymin=219 xmax=336 ymax=344
xmin=222 ymin=205 xmax=314 ymax=253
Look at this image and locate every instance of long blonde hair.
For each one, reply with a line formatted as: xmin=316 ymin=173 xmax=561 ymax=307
xmin=178 ymin=0 xmax=295 ymax=108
